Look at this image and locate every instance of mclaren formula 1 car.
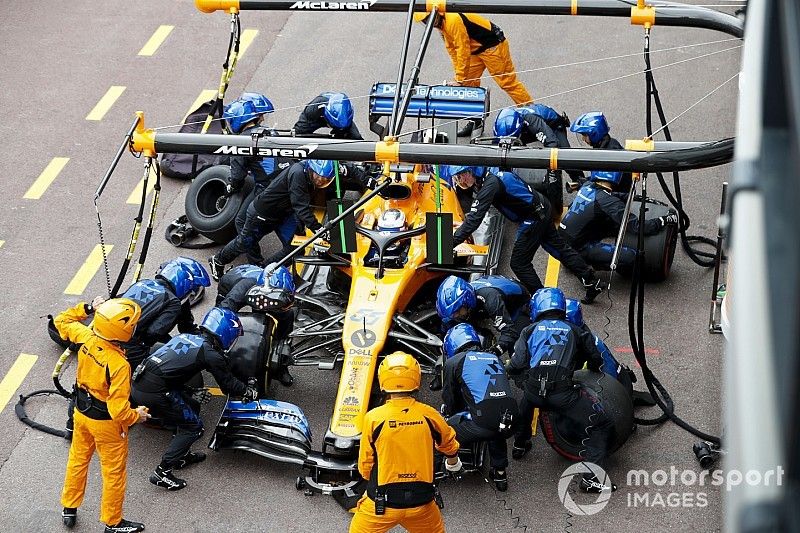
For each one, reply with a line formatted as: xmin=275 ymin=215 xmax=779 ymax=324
xmin=209 ymin=83 xmax=505 ymax=505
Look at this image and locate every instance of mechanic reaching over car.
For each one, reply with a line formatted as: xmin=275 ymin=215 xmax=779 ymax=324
xmin=219 ymin=264 xmax=297 ymax=386
xmin=131 ymin=307 xmax=256 ymax=492
xmin=508 ymin=288 xmax=616 ymax=493
xmin=293 ymin=92 xmax=363 ymax=139
xmin=209 ymin=159 xmax=377 ymax=281
xmin=446 ymin=165 xmax=604 ymax=303
xmin=222 ymin=93 xmax=294 ymax=238
xmin=494 ymin=104 xmax=585 ymax=195
xmin=441 ymin=324 xmax=519 ymax=492
xmin=54 ymin=297 xmax=150 ymax=533
xmin=570 ymin=111 xmax=633 ymax=193
xmin=414 ymin=11 xmax=533 ymax=137
xmin=559 ymin=170 xmax=677 ymax=272
xmin=350 ymin=351 xmax=461 ymax=533
xmin=120 ymin=258 xmax=209 ymax=368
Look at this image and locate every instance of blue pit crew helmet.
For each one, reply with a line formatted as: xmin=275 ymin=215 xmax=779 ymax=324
xmin=530 ymin=287 xmax=567 ymax=320
xmin=494 ymin=108 xmax=524 ymax=137
xmin=200 ymin=307 xmax=243 ymax=351
xmin=166 ymin=257 xmax=211 ymax=290
xmin=589 ymin=170 xmax=623 ymax=185
xmin=156 ymin=260 xmax=195 ymax=299
xmin=570 ymin=111 xmax=610 ymax=146
xmin=304 ymin=159 xmax=337 ymax=188
xmin=323 ymin=92 xmax=354 ymax=129
xmin=436 ymin=276 xmax=477 ymax=323
xmin=446 ymin=165 xmax=487 ymax=189
xmin=257 ymin=264 xmax=295 ymax=292
xmin=443 ymin=323 xmax=482 ymax=359
xmin=565 ymin=298 xmax=584 ymax=327
xmin=224 ymin=93 xmax=274 ymax=134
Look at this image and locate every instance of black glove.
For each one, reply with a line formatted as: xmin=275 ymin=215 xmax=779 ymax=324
xmin=545 ymin=170 xmax=559 ymax=185
xmin=659 ymin=213 xmax=679 ymax=227
xmin=439 ymin=403 xmax=450 ymax=417
xmin=225 ymin=182 xmax=240 ymax=197
xmin=242 ymin=386 xmax=258 ymax=402
xmin=190 ymin=388 xmax=212 ymax=405
xmin=445 ymin=456 xmax=464 ymax=481
xmin=505 ymin=362 xmax=522 ymax=376
xmin=365 ymin=176 xmax=379 ymax=190
xmin=489 ymin=345 xmax=505 ymax=359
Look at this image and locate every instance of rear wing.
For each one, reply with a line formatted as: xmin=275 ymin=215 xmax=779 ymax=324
xmin=368 ymin=82 xmax=490 ymax=138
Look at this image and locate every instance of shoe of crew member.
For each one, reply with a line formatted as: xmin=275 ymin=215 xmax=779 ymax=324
xmin=511 ymin=440 xmax=532 ymax=460
xmin=490 ymin=468 xmax=508 ymax=492
xmin=104 ymin=518 xmax=146 ymax=532
xmin=173 ymin=451 xmax=206 ymax=470
xmin=149 ymin=464 xmax=187 ymax=491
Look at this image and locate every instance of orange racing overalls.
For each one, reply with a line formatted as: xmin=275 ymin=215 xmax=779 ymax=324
xmin=349 ymin=396 xmax=460 ymax=533
xmin=55 ymin=303 xmax=140 ymax=526
xmin=439 ymin=13 xmax=532 ymax=105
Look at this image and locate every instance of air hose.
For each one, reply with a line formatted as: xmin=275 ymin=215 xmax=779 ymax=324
xmin=642 ymin=28 xmax=718 ymax=268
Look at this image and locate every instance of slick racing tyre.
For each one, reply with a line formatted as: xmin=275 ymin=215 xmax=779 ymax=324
xmin=622 ymin=198 xmax=678 ymax=282
xmin=539 ymin=370 xmax=634 ymax=461
xmin=227 ymin=312 xmax=274 ymax=396
xmin=184 ymin=165 xmax=254 ymax=244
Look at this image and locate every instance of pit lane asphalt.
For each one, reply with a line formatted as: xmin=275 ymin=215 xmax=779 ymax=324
xmin=0 ymin=1 xmax=739 ymax=531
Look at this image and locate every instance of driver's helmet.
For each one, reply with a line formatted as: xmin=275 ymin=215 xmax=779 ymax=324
xmin=364 ymin=209 xmax=410 ymax=268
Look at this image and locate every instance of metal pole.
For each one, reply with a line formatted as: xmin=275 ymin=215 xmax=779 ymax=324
xmin=95 ymin=115 xmax=141 ymax=200
xmin=708 ymin=181 xmax=728 ymax=333
xmin=392 ymin=10 xmax=438 ymax=135
xmin=387 ymin=0 xmax=417 ymax=137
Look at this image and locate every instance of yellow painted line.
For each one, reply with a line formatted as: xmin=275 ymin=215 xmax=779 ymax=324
xmin=184 ymin=89 xmax=218 ymax=121
xmin=0 ymin=354 xmax=38 ymax=414
xmin=208 ymin=387 xmax=224 ymax=396
xmin=24 ymin=157 xmax=69 ymax=200
xmin=544 ymin=208 xmax=567 ymax=288
xmin=86 ymin=86 xmax=126 ymax=121
xmin=127 ymin=165 xmax=158 ymax=204
xmin=239 ymin=29 xmax=259 ymax=59
xmin=138 ymin=25 xmax=174 ymax=56
xmin=544 ymin=256 xmax=561 ymax=288
xmin=0 ymin=240 xmax=4 ymax=249
xmin=64 ymin=244 xmax=114 ymax=295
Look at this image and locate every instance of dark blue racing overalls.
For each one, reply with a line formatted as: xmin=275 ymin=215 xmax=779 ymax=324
xmin=453 ymin=170 xmax=595 ymax=294
xmin=510 ymin=314 xmax=614 ymax=468
xmin=559 ymin=182 xmax=663 ymax=272
xmin=449 ymin=275 xmax=530 ymax=357
xmin=443 ymin=350 xmax=519 ymax=469
xmin=120 ymin=278 xmax=196 ymax=368
xmin=130 ymin=333 xmax=248 ymax=469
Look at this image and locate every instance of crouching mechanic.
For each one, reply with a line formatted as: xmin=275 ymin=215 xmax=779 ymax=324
xmin=294 ymin=92 xmax=363 ymax=139
xmin=120 ymin=258 xmax=209 ymax=368
xmin=131 ymin=307 xmax=257 ymax=491
xmin=446 ymin=165 xmax=603 ymax=302
xmin=350 ymin=352 xmax=462 ymax=533
xmin=442 ymin=324 xmax=519 ymax=491
xmin=222 ymin=93 xmax=294 ymax=239
xmin=210 ymin=159 xmax=377 ymax=281
xmin=219 ymin=264 xmax=297 ymax=386
xmin=508 ymin=288 xmax=616 ymax=493
xmin=436 ymin=274 xmax=530 ymax=359
xmin=559 ymin=170 xmax=677 ymax=272
xmin=55 ymin=297 xmax=150 ymax=533
xmin=570 ymin=111 xmax=633 ymax=193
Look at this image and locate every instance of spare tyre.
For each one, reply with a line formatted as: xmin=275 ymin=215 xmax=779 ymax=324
xmin=184 ymin=165 xmax=254 ymax=244
xmin=539 ymin=370 xmax=634 ymax=462
xmin=227 ymin=312 xmax=274 ymax=396
xmin=622 ymin=199 xmax=678 ymax=282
